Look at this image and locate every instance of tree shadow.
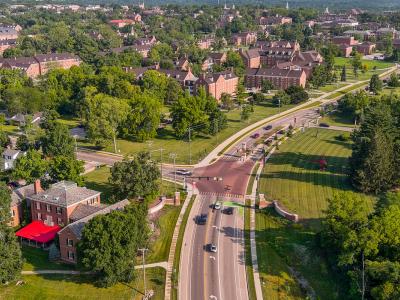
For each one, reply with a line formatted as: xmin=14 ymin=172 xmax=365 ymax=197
xmin=324 ymin=138 xmax=353 ymax=150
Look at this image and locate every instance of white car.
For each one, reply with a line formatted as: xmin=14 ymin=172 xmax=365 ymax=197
xmin=214 ymin=201 xmax=222 ymax=210
xmin=210 ymin=244 xmax=217 ymax=253
xmin=175 ymin=169 xmax=192 ymax=176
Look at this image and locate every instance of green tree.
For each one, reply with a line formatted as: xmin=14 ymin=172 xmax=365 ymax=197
xmin=0 ymin=130 xmax=10 ymax=148
xmin=240 ymin=105 xmax=253 ymax=122
xmin=16 ymin=135 xmax=30 ymax=151
xmin=165 ymin=78 xmax=183 ymax=105
xmin=42 ymin=123 xmax=75 ymax=158
xmin=109 ymin=151 xmax=160 ymax=199
xmin=221 ymin=93 xmax=234 ymax=110
xmin=272 ymin=90 xmax=291 ymax=106
xmin=13 ymin=150 xmax=48 ymax=183
xmin=351 ymin=52 xmax=363 ymax=78
xmin=285 ymin=86 xmax=309 ymax=104
xmin=261 ymin=80 xmax=274 ymax=93
xmin=388 ymin=73 xmax=400 ymax=88
xmin=370 ymin=74 xmax=383 ymax=95
xmin=48 ymin=156 xmax=84 ymax=185
xmin=141 ymin=70 xmax=168 ymax=102
xmin=341 ymin=65 xmax=347 ymax=82
xmin=79 ymin=203 xmax=149 ymax=287
xmin=83 ymin=89 xmax=129 ymax=152
xmin=224 ymin=51 xmax=245 ymax=77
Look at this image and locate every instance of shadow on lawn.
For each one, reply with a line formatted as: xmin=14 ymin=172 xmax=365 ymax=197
xmin=267 ymin=152 xmax=351 ymax=175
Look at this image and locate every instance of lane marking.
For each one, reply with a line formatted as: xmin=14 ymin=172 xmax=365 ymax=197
xmin=210 ymin=295 xmax=218 ymax=300
xmin=209 ymin=256 xmax=216 ymax=260
xmin=217 ymin=207 xmax=223 ymax=300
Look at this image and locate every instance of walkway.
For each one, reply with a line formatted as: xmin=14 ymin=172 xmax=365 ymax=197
xmin=21 ymin=261 xmax=168 ymax=275
xmin=164 ymin=188 xmax=194 ymax=300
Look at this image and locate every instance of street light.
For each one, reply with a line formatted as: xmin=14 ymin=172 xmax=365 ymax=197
xmin=170 ymin=153 xmax=177 ymax=192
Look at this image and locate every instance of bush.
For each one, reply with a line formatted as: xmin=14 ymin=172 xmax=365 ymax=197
xmin=336 ymin=133 xmax=350 ymax=141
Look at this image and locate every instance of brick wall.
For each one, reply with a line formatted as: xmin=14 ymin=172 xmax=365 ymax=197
xmin=9 ymin=203 xmax=22 ymax=227
xmin=58 ymin=227 xmax=79 ymax=263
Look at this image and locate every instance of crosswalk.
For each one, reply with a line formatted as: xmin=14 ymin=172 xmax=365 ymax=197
xmin=199 ymin=191 xmax=244 ymax=199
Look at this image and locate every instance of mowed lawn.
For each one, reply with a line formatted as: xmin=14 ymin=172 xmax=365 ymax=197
xmin=0 ymin=267 xmax=166 ymax=300
xmin=256 ymin=128 xmax=375 ymax=299
xmin=334 ymin=57 xmax=394 ymax=81
xmin=79 ymin=101 xmax=296 ymax=164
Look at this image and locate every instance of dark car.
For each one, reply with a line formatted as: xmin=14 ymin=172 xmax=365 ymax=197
xmin=264 ymin=125 xmax=273 ymax=131
xmin=278 ymin=130 xmax=285 ymax=135
xmin=204 ymin=243 xmax=217 ymax=253
xmin=223 ymin=207 xmax=234 ymax=215
xmin=196 ymin=214 xmax=208 ymax=225
xmin=319 ymin=123 xmax=330 ymax=128
xmin=251 ymin=133 xmax=260 ymax=139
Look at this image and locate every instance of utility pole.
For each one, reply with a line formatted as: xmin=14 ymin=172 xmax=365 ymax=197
xmin=159 ymin=148 xmax=164 ymax=195
xmin=147 ymin=140 xmax=153 ymax=158
xmin=170 ymin=153 xmax=177 ymax=192
xmin=188 ymin=127 xmax=192 ymax=165
xmin=138 ymin=248 xmax=149 ymax=298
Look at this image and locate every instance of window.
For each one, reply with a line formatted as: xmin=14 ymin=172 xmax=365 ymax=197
xmin=37 ymin=213 xmax=41 ymax=220
xmin=67 ymin=239 xmax=74 ymax=247
xmin=12 ymin=210 xmax=15 ymax=217
xmin=58 ymin=218 xmax=62 ymax=225
xmin=46 ymin=204 xmax=51 ymax=212
xmin=36 ymin=202 xmax=40 ymax=210
xmin=67 ymin=251 xmax=75 ymax=260
xmin=56 ymin=207 xmax=62 ymax=214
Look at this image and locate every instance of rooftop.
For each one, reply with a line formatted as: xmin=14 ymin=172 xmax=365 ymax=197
xmin=16 ymin=221 xmax=61 ymax=243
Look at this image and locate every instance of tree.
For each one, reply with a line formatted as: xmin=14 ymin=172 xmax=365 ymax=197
xmin=141 ymin=70 xmax=168 ymax=102
xmin=272 ymin=90 xmax=291 ymax=106
xmin=0 ymin=130 xmax=10 ymax=148
xmin=0 ymin=182 xmax=23 ymax=283
xmin=79 ymin=203 xmax=149 ymax=287
xmin=42 ymin=123 xmax=75 ymax=158
xmin=240 ymin=105 xmax=253 ymax=122
xmin=13 ymin=150 xmax=48 ymax=183
xmin=341 ymin=65 xmax=347 ymax=82
xmin=224 ymin=51 xmax=245 ymax=76
xmin=261 ymin=79 xmax=274 ymax=93
xmin=221 ymin=93 xmax=234 ymax=110
xmin=165 ymin=78 xmax=183 ymax=104
xmin=83 ymin=89 xmax=129 ymax=152
xmin=369 ymin=74 xmax=383 ymax=95
xmin=351 ymin=52 xmax=363 ymax=78
xmin=109 ymin=151 xmax=160 ymax=200
xmin=16 ymin=135 xmax=30 ymax=151
xmin=285 ymin=86 xmax=309 ymax=104
xmin=48 ymin=156 xmax=84 ymax=185
xmin=388 ymin=73 xmax=400 ymax=88
xmin=125 ymin=93 xmax=162 ymax=142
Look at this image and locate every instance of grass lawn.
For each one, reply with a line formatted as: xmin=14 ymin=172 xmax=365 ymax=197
xmin=334 ymin=57 xmax=394 ymax=81
xmin=21 ymin=246 xmax=76 ymax=271
xmin=320 ymin=112 xmax=354 ymax=128
xmin=147 ymin=204 xmax=182 ymax=264
xmin=0 ymin=267 xmax=166 ymax=300
xmin=58 ymin=116 xmax=81 ymax=129
xmin=79 ymin=101 xmax=296 ymax=164
xmin=317 ymin=82 xmax=348 ymax=93
xmin=380 ymin=86 xmax=400 ymax=96
xmin=256 ymin=128 xmax=374 ymax=299
xmin=83 ymin=166 xmax=114 ymax=203
xmin=2 ymin=124 xmax=20 ymax=135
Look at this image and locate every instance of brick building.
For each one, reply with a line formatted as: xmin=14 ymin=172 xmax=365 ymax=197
xmin=245 ymin=67 xmax=307 ymax=90
xmin=259 ymin=15 xmax=292 ymax=27
xmin=239 ymin=48 xmax=261 ymax=68
xmin=58 ymin=200 xmax=130 ymax=263
xmin=231 ymin=32 xmax=257 ymax=46
xmin=197 ymin=37 xmax=215 ymax=50
xmin=0 ymin=26 xmax=19 ymax=40
xmin=394 ymin=39 xmax=400 ymax=50
xmin=158 ymin=69 xmax=198 ymax=95
xmin=9 ymin=184 xmax=35 ymax=227
xmin=1 ymin=53 xmax=81 ymax=78
xmin=194 ymin=70 xmax=238 ymax=101
xmin=28 ymin=180 xmax=101 ymax=227
xmin=0 ymin=39 xmax=16 ymax=54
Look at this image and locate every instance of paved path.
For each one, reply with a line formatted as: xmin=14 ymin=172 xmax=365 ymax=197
xmin=164 ymin=188 xmax=194 ymax=300
xmin=21 ymin=262 xmax=168 ymax=275
xmin=249 ymin=162 xmax=265 ymax=300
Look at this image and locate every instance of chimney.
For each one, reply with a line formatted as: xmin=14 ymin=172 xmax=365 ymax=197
xmin=34 ymin=179 xmax=43 ymax=194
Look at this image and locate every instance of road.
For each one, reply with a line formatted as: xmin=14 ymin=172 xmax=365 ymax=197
xmin=178 ymin=106 xmax=321 ymax=300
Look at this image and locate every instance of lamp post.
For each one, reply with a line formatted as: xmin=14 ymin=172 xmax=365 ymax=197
xmin=170 ymin=153 xmax=177 ymax=192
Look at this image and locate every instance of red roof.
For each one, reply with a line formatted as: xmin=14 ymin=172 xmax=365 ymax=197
xmin=15 ymin=221 xmax=61 ymax=243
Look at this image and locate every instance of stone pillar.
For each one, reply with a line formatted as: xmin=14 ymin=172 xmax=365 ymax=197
xmin=258 ymin=193 xmax=268 ymax=209
xmin=174 ymin=192 xmax=180 ymax=206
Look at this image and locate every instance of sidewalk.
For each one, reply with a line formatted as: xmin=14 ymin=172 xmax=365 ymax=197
xmin=21 ymin=262 xmax=168 ymax=275
xmin=164 ymin=187 xmax=194 ymax=300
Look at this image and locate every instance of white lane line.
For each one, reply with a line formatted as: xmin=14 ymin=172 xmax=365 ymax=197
xmin=233 ymin=211 xmax=239 ymax=300
xmin=238 ymin=216 xmax=247 ymax=300
xmin=187 ymin=195 xmax=205 ymax=300
xmin=210 ymin=256 xmax=216 ymax=260
xmin=217 ymin=208 xmax=223 ymax=300
xmin=210 ymin=295 xmax=218 ymax=300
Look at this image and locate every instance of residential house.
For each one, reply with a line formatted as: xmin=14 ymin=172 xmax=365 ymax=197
xmin=259 ymin=15 xmax=292 ymax=27
xmin=102 ymin=44 xmax=153 ymax=58
xmin=245 ymin=67 xmax=307 ymax=90
xmin=8 ymin=112 xmax=43 ymax=127
xmin=133 ymin=36 xmax=157 ymax=46
xmin=231 ymin=32 xmax=257 ymax=47
xmin=109 ymin=19 xmax=137 ymax=28
xmin=194 ymin=70 xmax=239 ymax=101
xmin=2 ymin=149 xmax=25 ymax=171
xmin=394 ymin=39 xmax=400 ymax=50
xmin=1 ymin=53 xmax=81 ymax=78
xmin=175 ymin=57 xmax=190 ymax=71
xmin=28 ymin=180 xmax=102 ymax=227
xmin=158 ymin=69 xmax=198 ymax=95
xmin=124 ymin=65 xmax=159 ymax=80
xmin=208 ymin=52 xmax=227 ymax=65
xmin=0 ymin=39 xmax=16 ymax=55
xmin=58 ymin=200 xmax=130 ymax=263
xmin=197 ymin=37 xmax=214 ymax=50
xmin=9 ymin=184 xmax=35 ymax=227
xmin=0 ymin=26 xmax=19 ymax=40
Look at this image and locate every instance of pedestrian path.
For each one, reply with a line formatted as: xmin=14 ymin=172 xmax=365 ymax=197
xmin=164 ymin=189 xmax=194 ymax=300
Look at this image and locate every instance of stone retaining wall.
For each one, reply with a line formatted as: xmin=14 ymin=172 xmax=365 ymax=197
xmin=273 ymin=200 xmax=299 ymax=222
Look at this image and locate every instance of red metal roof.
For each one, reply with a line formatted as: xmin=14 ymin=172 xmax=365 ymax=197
xmin=15 ymin=221 xmax=61 ymax=243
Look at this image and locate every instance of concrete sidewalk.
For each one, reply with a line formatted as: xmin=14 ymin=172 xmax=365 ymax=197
xmin=21 ymin=261 xmax=168 ymax=275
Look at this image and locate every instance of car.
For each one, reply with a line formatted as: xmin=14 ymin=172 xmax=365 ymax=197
xmin=319 ymin=123 xmax=330 ymax=128
xmin=209 ymin=244 xmax=217 ymax=253
xmin=264 ymin=125 xmax=273 ymax=131
xmin=251 ymin=133 xmax=260 ymax=139
xmin=224 ymin=207 xmax=234 ymax=215
xmin=214 ymin=201 xmax=222 ymax=210
xmin=278 ymin=130 xmax=285 ymax=135
xmin=196 ymin=214 xmax=208 ymax=225
xmin=175 ymin=169 xmax=192 ymax=176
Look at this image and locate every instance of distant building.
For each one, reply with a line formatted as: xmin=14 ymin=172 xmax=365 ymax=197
xmin=393 ymin=39 xmax=400 ymax=50
xmin=259 ymin=15 xmax=292 ymax=27
xmin=10 ymin=184 xmax=35 ymax=227
xmin=109 ymin=18 xmax=140 ymax=28
xmin=1 ymin=53 xmax=81 ymax=78
xmin=197 ymin=37 xmax=215 ymax=50
xmin=158 ymin=69 xmax=198 ymax=95
xmin=2 ymin=149 xmax=25 ymax=171
xmin=231 ymin=32 xmax=257 ymax=47
xmin=0 ymin=39 xmax=17 ymax=55
xmin=239 ymin=48 xmax=261 ymax=68
xmin=0 ymin=26 xmax=19 ymax=40
xmin=245 ymin=67 xmax=307 ymax=90
xmin=194 ymin=70 xmax=239 ymax=101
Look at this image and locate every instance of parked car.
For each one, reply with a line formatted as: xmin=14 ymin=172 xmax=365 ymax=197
xmin=214 ymin=201 xmax=222 ymax=210
xmin=251 ymin=133 xmax=260 ymax=139
xmin=319 ymin=123 xmax=330 ymax=128
xmin=196 ymin=214 xmax=208 ymax=225
xmin=264 ymin=125 xmax=273 ymax=131
xmin=278 ymin=130 xmax=285 ymax=135
xmin=223 ymin=207 xmax=234 ymax=215
xmin=176 ymin=169 xmax=192 ymax=176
